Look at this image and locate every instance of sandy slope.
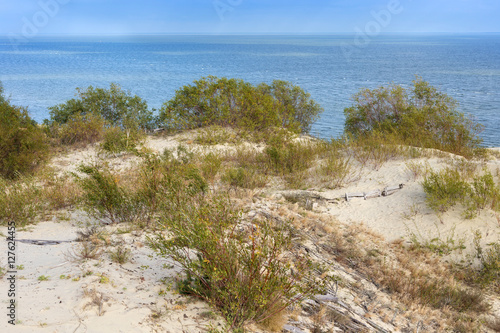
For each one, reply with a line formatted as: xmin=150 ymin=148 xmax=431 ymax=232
xmin=1 ymin=134 xmax=500 ymax=332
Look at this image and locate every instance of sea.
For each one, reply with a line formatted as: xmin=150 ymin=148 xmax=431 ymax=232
xmin=1 ymin=34 xmax=499 ymax=146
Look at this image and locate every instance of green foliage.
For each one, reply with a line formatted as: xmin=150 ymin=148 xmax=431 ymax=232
xmin=222 ymin=167 xmax=268 ymax=189
xmin=0 ymin=176 xmax=44 ymax=226
xmin=463 ymin=172 xmax=500 ymax=218
xmin=0 ymin=83 xmax=49 ymax=179
xmin=109 ymin=246 xmax=132 ymax=264
xmin=100 ymin=126 xmax=144 ymax=154
xmin=471 ymin=232 xmax=500 ymax=291
xmin=57 ymin=112 xmax=106 ymax=146
xmin=149 ymin=193 xmax=327 ymax=331
xmin=48 ymin=83 xmax=155 ymax=130
xmin=422 ymin=167 xmax=500 ymax=217
xmin=422 ymin=168 xmax=469 ymax=213
xmin=344 ymin=78 xmax=484 ymax=157
xmin=75 ymin=164 xmax=148 ymax=225
xmin=159 ymin=76 xmax=323 ymax=134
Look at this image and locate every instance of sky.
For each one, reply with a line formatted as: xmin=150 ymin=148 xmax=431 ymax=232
xmin=0 ymin=0 xmax=499 ymax=35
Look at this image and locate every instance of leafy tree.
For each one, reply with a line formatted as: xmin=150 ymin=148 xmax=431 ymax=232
xmin=48 ymin=83 xmax=154 ymax=130
xmin=0 ymin=83 xmax=49 ymax=179
xmin=344 ymin=78 xmax=484 ymax=156
xmin=159 ymin=76 xmax=323 ymax=134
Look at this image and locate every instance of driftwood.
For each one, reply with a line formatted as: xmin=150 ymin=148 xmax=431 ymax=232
xmin=344 ymin=184 xmax=404 ymax=202
xmin=14 ymin=239 xmax=75 ymax=246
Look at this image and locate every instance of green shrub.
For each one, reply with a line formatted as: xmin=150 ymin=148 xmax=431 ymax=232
xmin=422 ymin=168 xmax=469 ymax=213
xmin=0 ymin=176 xmax=44 ymax=226
xmin=48 ymin=83 xmax=155 ymax=130
xmin=75 ymin=164 xmax=148 ymax=225
xmin=317 ymin=141 xmax=353 ymax=189
xmin=159 ymin=76 xmax=323 ymax=134
xmin=464 ymin=172 xmax=500 ymax=219
xmin=58 ymin=112 xmax=106 ymax=146
xmin=422 ymin=167 xmax=500 ymax=218
xmin=100 ymin=126 xmax=144 ymax=154
xmin=149 ymin=193 xmax=327 ymax=331
xmin=0 ymin=84 xmax=49 ymax=179
xmin=344 ymin=78 xmax=484 ymax=157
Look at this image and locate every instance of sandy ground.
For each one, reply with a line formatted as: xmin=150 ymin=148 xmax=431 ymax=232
xmin=1 ymin=134 xmax=500 ymax=332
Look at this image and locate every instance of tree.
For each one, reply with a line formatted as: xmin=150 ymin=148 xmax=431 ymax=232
xmin=0 ymin=83 xmax=49 ymax=179
xmin=48 ymin=83 xmax=154 ymax=130
xmin=159 ymin=76 xmax=323 ymax=134
xmin=344 ymin=78 xmax=484 ymax=156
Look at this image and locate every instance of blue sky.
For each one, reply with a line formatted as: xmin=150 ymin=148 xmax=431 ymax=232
xmin=1 ymin=0 xmax=499 ymax=35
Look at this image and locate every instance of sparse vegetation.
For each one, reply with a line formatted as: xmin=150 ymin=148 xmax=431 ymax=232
xmin=422 ymin=166 xmax=500 ymax=218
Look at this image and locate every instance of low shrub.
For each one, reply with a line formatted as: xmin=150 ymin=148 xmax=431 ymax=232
xmin=58 ymin=112 xmax=106 ymax=147
xmin=0 ymin=83 xmax=49 ymax=179
xmin=48 ymin=83 xmax=155 ymax=131
xmin=0 ymin=176 xmax=44 ymax=226
xmin=422 ymin=167 xmax=500 ymax=217
xmin=422 ymin=168 xmax=468 ymax=213
xmin=100 ymin=126 xmax=144 ymax=154
xmin=222 ymin=167 xmax=268 ymax=189
xmin=74 ymin=164 xmax=148 ymax=225
xmin=344 ymin=78 xmax=484 ymax=157
xmin=149 ymin=193 xmax=327 ymax=331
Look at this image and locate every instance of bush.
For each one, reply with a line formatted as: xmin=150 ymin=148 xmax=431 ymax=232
xmin=344 ymin=78 xmax=484 ymax=157
xmin=100 ymin=126 xmax=144 ymax=154
xmin=149 ymin=193 xmax=327 ymax=331
xmin=0 ymin=83 xmax=49 ymax=179
xmin=422 ymin=168 xmax=469 ymax=213
xmin=159 ymin=76 xmax=323 ymax=134
xmin=48 ymin=83 xmax=155 ymax=131
xmin=422 ymin=167 xmax=500 ymax=217
xmin=58 ymin=112 xmax=106 ymax=147
xmin=75 ymin=164 xmax=148 ymax=225
xmin=0 ymin=176 xmax=44 ymax=226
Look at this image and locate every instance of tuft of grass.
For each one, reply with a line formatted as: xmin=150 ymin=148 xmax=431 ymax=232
xmin=67 ymin=241 xmax=103 ymax=262
xmin=109 ymin=245 xmax=132 ymax=264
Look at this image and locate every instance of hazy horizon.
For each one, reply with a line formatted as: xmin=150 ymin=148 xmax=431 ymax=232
xmin=1 ymin=0 xmax=499 ymax=37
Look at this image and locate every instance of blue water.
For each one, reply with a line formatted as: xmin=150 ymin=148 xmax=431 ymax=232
xmin=1 ymin=34 xmax=499 ymax=146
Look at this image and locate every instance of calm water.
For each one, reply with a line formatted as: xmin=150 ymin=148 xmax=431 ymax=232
xmin=1 ymin=34 xmax=499 ymax=146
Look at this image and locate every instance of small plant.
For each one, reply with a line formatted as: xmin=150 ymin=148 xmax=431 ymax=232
xmin=83 ymin=288 xmax=108 ymax=316
xmin=109 ymin=245 xmax=132 ymax=264
xmin=317 ymin=141 xmax=353 ymax=189
xmin=199 ymin=152 xmax=223 ymax=182
xmin=37 ymin=275 xmax=49 ymax=281
xmin=468 ymin=232 xmax=500 ymax=291
xmin=422 ymin=167 xmax=468 ymax=213
xmin=75 ymin=164 xmax=147 ymax=225
xmin=68 ymin=241 xmax=103 ymax=262
xmin=405 ymin=160 xmax=429 ymax=182
xmin=100 ymin=126 xmax=144 ymax=155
